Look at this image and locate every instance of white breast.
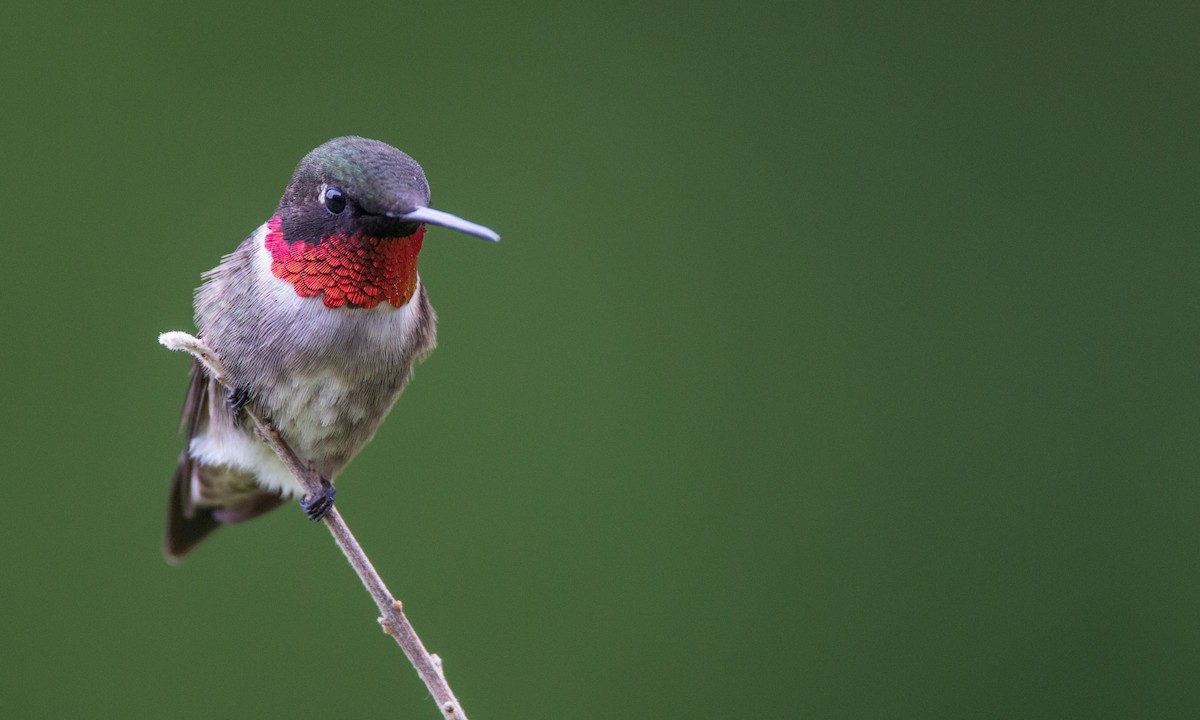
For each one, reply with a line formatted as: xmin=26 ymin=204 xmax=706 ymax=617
xmin=188 ymin=223 xmax=433 ymax=499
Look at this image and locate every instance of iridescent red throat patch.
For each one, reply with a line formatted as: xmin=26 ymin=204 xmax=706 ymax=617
xmin=264 ymin=216 xmax=425 ymax=309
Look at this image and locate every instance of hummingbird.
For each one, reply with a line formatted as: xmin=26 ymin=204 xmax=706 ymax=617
xmin=164 ymin=136 xmax=499 ymax=562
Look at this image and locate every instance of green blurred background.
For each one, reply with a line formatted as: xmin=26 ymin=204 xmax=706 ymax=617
xmin=2 ymin=1 xmax=1198 ymax=717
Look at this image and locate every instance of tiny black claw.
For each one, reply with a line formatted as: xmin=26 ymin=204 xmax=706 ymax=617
xmin=300 ymin=480 xmax=336 ymax=521
xmin=227 ymin=386 xmax=252 ymax=412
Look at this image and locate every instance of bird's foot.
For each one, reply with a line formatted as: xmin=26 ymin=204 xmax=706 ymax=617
xmin=300 ymin=480 xmax=336 ymax=521
xmin=226 ymin=385 xmax=252 ymax=412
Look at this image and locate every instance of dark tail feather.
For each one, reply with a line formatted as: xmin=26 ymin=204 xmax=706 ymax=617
xmin=165 ymin=359 xmax=287 ymax=561
xmin=164 ymin=454 xmax=221 ymax=563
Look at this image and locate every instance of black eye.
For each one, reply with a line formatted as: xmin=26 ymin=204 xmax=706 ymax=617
xmin=323 ymin=186 xmax=346 ymax=214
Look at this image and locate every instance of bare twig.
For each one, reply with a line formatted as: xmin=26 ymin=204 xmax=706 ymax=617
xmin=159 ymin=331 xmax=469 ymax=720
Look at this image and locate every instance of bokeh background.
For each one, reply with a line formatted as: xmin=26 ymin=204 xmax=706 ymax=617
xmin=2 ymin=2 xmax=1198 ymax=718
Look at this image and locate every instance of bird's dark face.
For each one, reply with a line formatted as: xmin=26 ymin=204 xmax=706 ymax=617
xmin=261 ymin=137 xmax=498 ymax=310
xmin=276 ymin=136 xmax=432 ymax=244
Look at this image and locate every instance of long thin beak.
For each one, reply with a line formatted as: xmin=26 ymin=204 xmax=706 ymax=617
xmin=391 ymin=206 xmax=500 ymax=242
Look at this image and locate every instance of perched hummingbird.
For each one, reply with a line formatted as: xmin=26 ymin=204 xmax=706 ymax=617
xmin=165 ymin=136 xmax=499 ymax=562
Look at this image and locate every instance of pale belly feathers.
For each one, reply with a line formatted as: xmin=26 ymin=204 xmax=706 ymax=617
xmin=188 ymin=223 xmax=436 ymax=500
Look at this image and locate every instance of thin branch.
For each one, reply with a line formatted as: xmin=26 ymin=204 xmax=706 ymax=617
xmin=159 ymin=331 xmax=469 ymax=720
